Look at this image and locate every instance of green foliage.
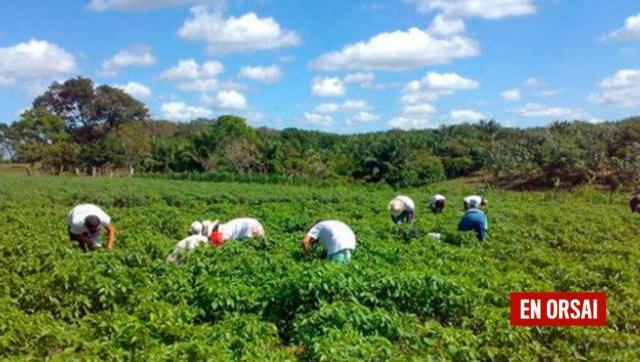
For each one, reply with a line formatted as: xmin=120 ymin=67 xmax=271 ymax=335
xmin=6 ymin=77 xmax=640 ymax=189
xmin=0 ymin=176 xmax=639 ymax=360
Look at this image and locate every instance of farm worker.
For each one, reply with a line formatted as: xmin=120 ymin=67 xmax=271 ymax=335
xmin=457 ymin=203 xmax=489 ymax=241
xmin=388 ymin=195 xmax=416 ymax=225
xmin=301 ymin=220 xmax=356 ymax=264
xmin=630 ymin=193 xmax=640 ymax=213
xmin=188 ymin=220 xmax=218 ymax=238
xmin=463 ymin=195 xmax=488 ymax=210
xmin=167 ymin=235 xmax=208 ymax=263
xmin=189 ymin=218 xmax=265 ymax=247
xmin=429 ymin=194 xmax=447 ymax=214
xmin=67 ymin=204 xmax=115 ymax=252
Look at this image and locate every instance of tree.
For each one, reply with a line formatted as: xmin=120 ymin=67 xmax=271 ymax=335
xmin=106 ymin=122 xmax=153 ymax=175
xmin=0 ymin=124 xmax=11 ymax=160
xmin=33 ymin=77 xmax=148 ymax=143
xmin=193 ymin=115 xmax=257 ymax=163
xmin=7 ymin=107 xmax=64 ymax=163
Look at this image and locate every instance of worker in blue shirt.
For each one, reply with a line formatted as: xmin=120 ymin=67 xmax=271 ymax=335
xmin=458 ymin=199 xmax=489 ymax=241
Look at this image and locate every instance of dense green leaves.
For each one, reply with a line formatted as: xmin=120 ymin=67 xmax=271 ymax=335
xmin=0 ymin=176 xmax=639 ymax=359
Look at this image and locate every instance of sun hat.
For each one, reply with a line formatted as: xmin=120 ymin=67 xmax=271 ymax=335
xmin=389 ymin=199 xmax=405 ymax=217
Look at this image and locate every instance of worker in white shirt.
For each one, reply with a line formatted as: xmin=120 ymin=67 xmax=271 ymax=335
xmin=168 ymin=217 xmax=265 ymax=263
xmin=188 ymin=217 xmax=265 ymax=247
xmin=388 ymin=195 xmax=416 ymax=225
xmin=301 ymin=220 xmax=356 ymax=264
xmin=67 ymin=204 xmax=115 ymax=252
xmin=429 ymin=194 xmax=447 ymax=214
xmin=463 ymin=195 xmax=488 ymax=210
xmin=166 ymin=234 xmax=208 ymax=263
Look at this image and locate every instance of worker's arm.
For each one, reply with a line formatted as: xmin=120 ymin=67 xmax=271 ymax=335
xmin=106 ymin=224 xmax=116 ymax=251
xmin=301 ymin=235 xmax=315 ymax=256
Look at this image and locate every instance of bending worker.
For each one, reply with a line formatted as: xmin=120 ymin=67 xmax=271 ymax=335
xmin=630 ymin=193 xmax=640 ymax=213
xmin=388 ymin=195 xmax=416 ymax=225
xmin=301 ymin=220 xmax=356 ymax=264
xmin=430 ymin=194 xmax=447 ymax=214
xmin=189 ymin=217 xmax=265 ymax=247
xmin=168 ymin=217 xmax=265 ymax=263
xmin=458 ymin=198 xmax=489 ymax=241
xmin=463 ymin=195 xmax=488 ymax=210
xmin=68 ymin=203 xmax=115 ymax=251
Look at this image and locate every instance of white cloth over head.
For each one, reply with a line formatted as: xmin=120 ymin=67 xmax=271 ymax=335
xmin=388 ymin=195 xmax=415 ymax=216
xmin=464 ymin=195 xmax=483 ymax=208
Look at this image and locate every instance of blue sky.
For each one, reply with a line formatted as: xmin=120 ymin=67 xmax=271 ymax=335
xmin=0 ymin=0 xmax=639 ymax=132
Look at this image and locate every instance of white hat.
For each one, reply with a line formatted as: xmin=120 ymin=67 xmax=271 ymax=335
xmin=189 ymin=221 xmax=203 ymax=236
xmin=389 ymin=199 xmax=405 ymax=216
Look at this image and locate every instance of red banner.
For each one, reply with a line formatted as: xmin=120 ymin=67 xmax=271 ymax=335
xmin=510 ymin=292 xmax=606 ymax=326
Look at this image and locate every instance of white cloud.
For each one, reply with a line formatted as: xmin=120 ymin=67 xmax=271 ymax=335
xmin=449 ymin=109 xmax=485 ymax=122
xmin=161 ymin=101 xmax=213 ymax=121
xmin=400 ymin=71 xmax=478 ymax=105
xmin=420 ymin=71 xmax=479 ymax=90
xmin=311 ymin=77 xmax=346 ymax=97
xmin=313 ymin=100 xmax=370 ymax=113
xmin=389 ymin=116 xmax=434 ymax=130
xmin=400 ymin=89 xmax=439 ymax=104
xmin=501 ymin=88 xmax=521 ymax=101
xmin=177 ymin=78 xmax=220 ymax=92
xmin=161 ymin=59 xmax=223 ymax=80
xmin=606 ymin=13 xmax=640 ymax=41
xmin=342 ymin=100 xmax=370 ymax=112
xmin=389 ymin=100 xmax=437 ymax=130
xmin=214 ymin=90 xmax=247 ymax=110
xmin=344 ymin=72 xmax=375 ymax=84
xmin=347 ymin=111 xmax=380 ymax=124
xmin=403 ymin=103 xmax=437 ymax=116
xmin=428 ymin=14 xmax=465 ymax=36
xmin=311 ymin=27 xmax=479 ymax=71
xmin=525 ymin=77 xmax=540 ymax=87
xmin=114 ymin=81 xmax=151 ymax=98
xmin=238 ymin=65 xmax=282 ymax=83
xmin=588 ymin=69 xmax=640 ymax=108
xmin=0 ymin=39 xmax=77 ymax=87
xmin=303 ymin=112 xmax=333 ymax=127
xmin=405 ymin=0 xmax=536 ymax=19
xmin=100 ymin=45 xmax=155 ymax=76
xmin=313 ymin=103 xmax=339 ymax=113
xmin=160 ymin=59 xmax=224 ymax=92
xmin=539 ymin=89 xmax=560 ymax=97
xmin=513 ymin=103 xmax=592 ymax=119
xmin=178 ymin=7 xmax=300 ymax=55
xmin=88 ymin=0 xmax=223 ymax=11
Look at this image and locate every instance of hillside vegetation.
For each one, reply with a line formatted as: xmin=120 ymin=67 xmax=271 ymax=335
xmin=1 ymin=176 xmax=639 ymax=360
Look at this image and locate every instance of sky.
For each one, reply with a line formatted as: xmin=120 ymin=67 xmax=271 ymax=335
xmin=0 ymin=0 xmax=639 ymax=132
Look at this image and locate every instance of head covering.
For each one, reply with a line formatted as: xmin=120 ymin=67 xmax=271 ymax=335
xmin=189 ymin=221 xmax=203 ymax=236
xmin=388 ymin=199 xmax=405 ymax=216
xmin=84 ymin=215 xmax=101 ymax=233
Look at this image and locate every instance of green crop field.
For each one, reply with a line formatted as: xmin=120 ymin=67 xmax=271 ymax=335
xmin=1 ymin=176 xmax=639 ymax=360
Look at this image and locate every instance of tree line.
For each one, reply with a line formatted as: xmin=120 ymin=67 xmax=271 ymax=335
xmin=1 ymin=77 xmax=639 ymax=190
